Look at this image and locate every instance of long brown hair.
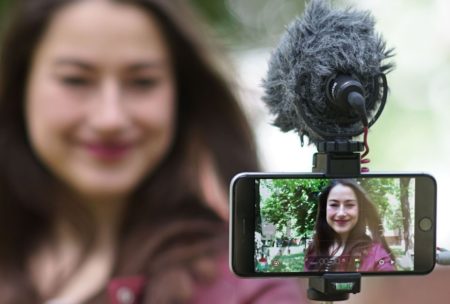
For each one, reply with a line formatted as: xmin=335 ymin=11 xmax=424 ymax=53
xmin=0 ymin=0 xmax=259 ymax=303
xmin=305 ymin=179 xmax=392 ymax=271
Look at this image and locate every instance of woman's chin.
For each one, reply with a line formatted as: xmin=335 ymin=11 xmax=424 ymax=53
xmin=70 ymin=182 xmax=134 ymax=204
xmin=333 ymin=226 xmax=352 ymax=236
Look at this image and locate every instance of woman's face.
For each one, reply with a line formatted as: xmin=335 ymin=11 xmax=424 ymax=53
xmin=326 ymin=184 xmax=359 ymax=240
xmin=25 ymin=1 xmax=176 ymax=203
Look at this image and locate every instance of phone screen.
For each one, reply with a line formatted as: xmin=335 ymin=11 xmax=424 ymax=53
xmin=230 ymin=173 xmax=436 ymax=276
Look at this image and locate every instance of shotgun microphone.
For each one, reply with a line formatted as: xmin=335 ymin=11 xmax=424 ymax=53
xmin=262 ymin=0 xmax=394 ymax=145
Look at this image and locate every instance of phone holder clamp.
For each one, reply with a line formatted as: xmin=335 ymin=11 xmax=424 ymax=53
xmin=308 ymin=139 xmax=363 ymax=302
xmin=312 ymin=139 xmax=364 ymax=176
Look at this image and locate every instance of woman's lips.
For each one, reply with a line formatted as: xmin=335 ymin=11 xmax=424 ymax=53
xmin=83 ymin=142 xmax=133 ymax=160
xmin=334 ymin=219 xmax=349 ymax=226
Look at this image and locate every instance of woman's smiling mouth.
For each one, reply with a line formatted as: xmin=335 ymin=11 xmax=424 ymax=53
xmin=83 ymin=141 xmax=134 ymax=161
xmin=334 ymin=219 xmax=350 ymax=226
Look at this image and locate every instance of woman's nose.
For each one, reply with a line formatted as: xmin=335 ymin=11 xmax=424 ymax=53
xmin=89 ymin=80 xmax=128 ymax=133
xmin=336 ymin=205 xmax=346 ymax=216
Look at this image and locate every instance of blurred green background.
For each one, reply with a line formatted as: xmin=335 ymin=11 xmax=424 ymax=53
xmin=0 ymin=0 xmax=448 ymax=246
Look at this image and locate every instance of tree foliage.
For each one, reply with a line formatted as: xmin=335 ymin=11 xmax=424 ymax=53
xmin=359 ymin=177 xmax=397 ymax=220
xmin=260 ymin=178 xmax=328 ymax=239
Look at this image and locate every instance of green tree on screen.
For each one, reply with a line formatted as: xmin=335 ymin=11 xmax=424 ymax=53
xmin=260 ymin=178 xmax=328 ymax=239
xmin=360 ymin=177 xmax=397 ymax=219
xmin=360 ymin=177 xmax=412 ymax=252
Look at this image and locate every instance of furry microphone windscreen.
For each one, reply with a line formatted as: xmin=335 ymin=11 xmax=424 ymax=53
xmin=262 ymin=0 xmax=394 ymax=145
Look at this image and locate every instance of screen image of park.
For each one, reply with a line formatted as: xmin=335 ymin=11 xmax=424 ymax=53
xmin=254 ymin=177 xmax=415 ymax=273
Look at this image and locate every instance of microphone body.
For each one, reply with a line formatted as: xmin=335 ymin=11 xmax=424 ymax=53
xmin=262 ymin=0 xmax=394 ymax=145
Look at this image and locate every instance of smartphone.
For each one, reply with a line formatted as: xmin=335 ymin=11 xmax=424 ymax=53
xmin=230 ymin=173 xmax=436 ymax=277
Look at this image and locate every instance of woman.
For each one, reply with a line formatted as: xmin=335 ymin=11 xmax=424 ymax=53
xmin=0 ymin=0 xmax=304 ymax=303
xmin=304 ymin=179 xmax=395 ymax=272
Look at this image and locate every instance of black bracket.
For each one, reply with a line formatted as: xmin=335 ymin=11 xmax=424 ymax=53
xmin=312 ymin=140 xmax=364 ymax=176
xmin=308 ymin=139 xmax=364 ymax=302
xmin=308 ymin=273 xmax=361 ymax=301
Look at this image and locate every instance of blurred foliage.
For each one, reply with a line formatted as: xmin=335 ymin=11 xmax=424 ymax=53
xmin=0 ymin=0 xmax=306 ymax=48
xmin=0 ymin=0 xmax=8 ymax=10
xmin=0 ymin=0 xmax=10 ymax=20
xmin=190 ymin=0 xmax=241 ymax=42
xmin=191 ymin=0 xmax=306 ymax=48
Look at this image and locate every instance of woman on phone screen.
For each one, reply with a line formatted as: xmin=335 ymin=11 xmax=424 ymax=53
xmin=304 ymin=179 xmax=396 ymax=272
xmin=0 ymin=0 xmax=305 ymax=303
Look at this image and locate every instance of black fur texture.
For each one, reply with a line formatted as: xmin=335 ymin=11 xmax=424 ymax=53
xmin=262 ymin=0 xmax=394 ymax=145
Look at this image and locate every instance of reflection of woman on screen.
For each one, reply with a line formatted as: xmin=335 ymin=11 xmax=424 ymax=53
xmin=304 ymin=179 xmax=395 ymax=272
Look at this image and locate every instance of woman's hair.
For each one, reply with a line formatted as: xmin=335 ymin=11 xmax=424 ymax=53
xmin=306 ymin=179 xmax=392 ymax=270
xmin=0 ymin=0 xmax=258 ymax=303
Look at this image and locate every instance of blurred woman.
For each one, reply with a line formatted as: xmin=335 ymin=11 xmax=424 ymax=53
xmin=0 ymin=0 xmax=304 ymax=303
xmin=304 ymin=179 xmax=395 ymax=272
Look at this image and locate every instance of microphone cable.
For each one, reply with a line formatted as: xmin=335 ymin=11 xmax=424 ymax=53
xmin=361 ymin=127 xmax=370 ymax=173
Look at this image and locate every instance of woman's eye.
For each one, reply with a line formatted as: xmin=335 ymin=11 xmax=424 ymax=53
xmin=60 ymin=76 xmax=91 ymax=87
xmin=128 ymin=78 xmax=160 ymax=90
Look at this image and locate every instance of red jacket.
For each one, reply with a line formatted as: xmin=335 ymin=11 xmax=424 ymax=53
xmin=107 ymin=254 xmax=307 ymax=304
